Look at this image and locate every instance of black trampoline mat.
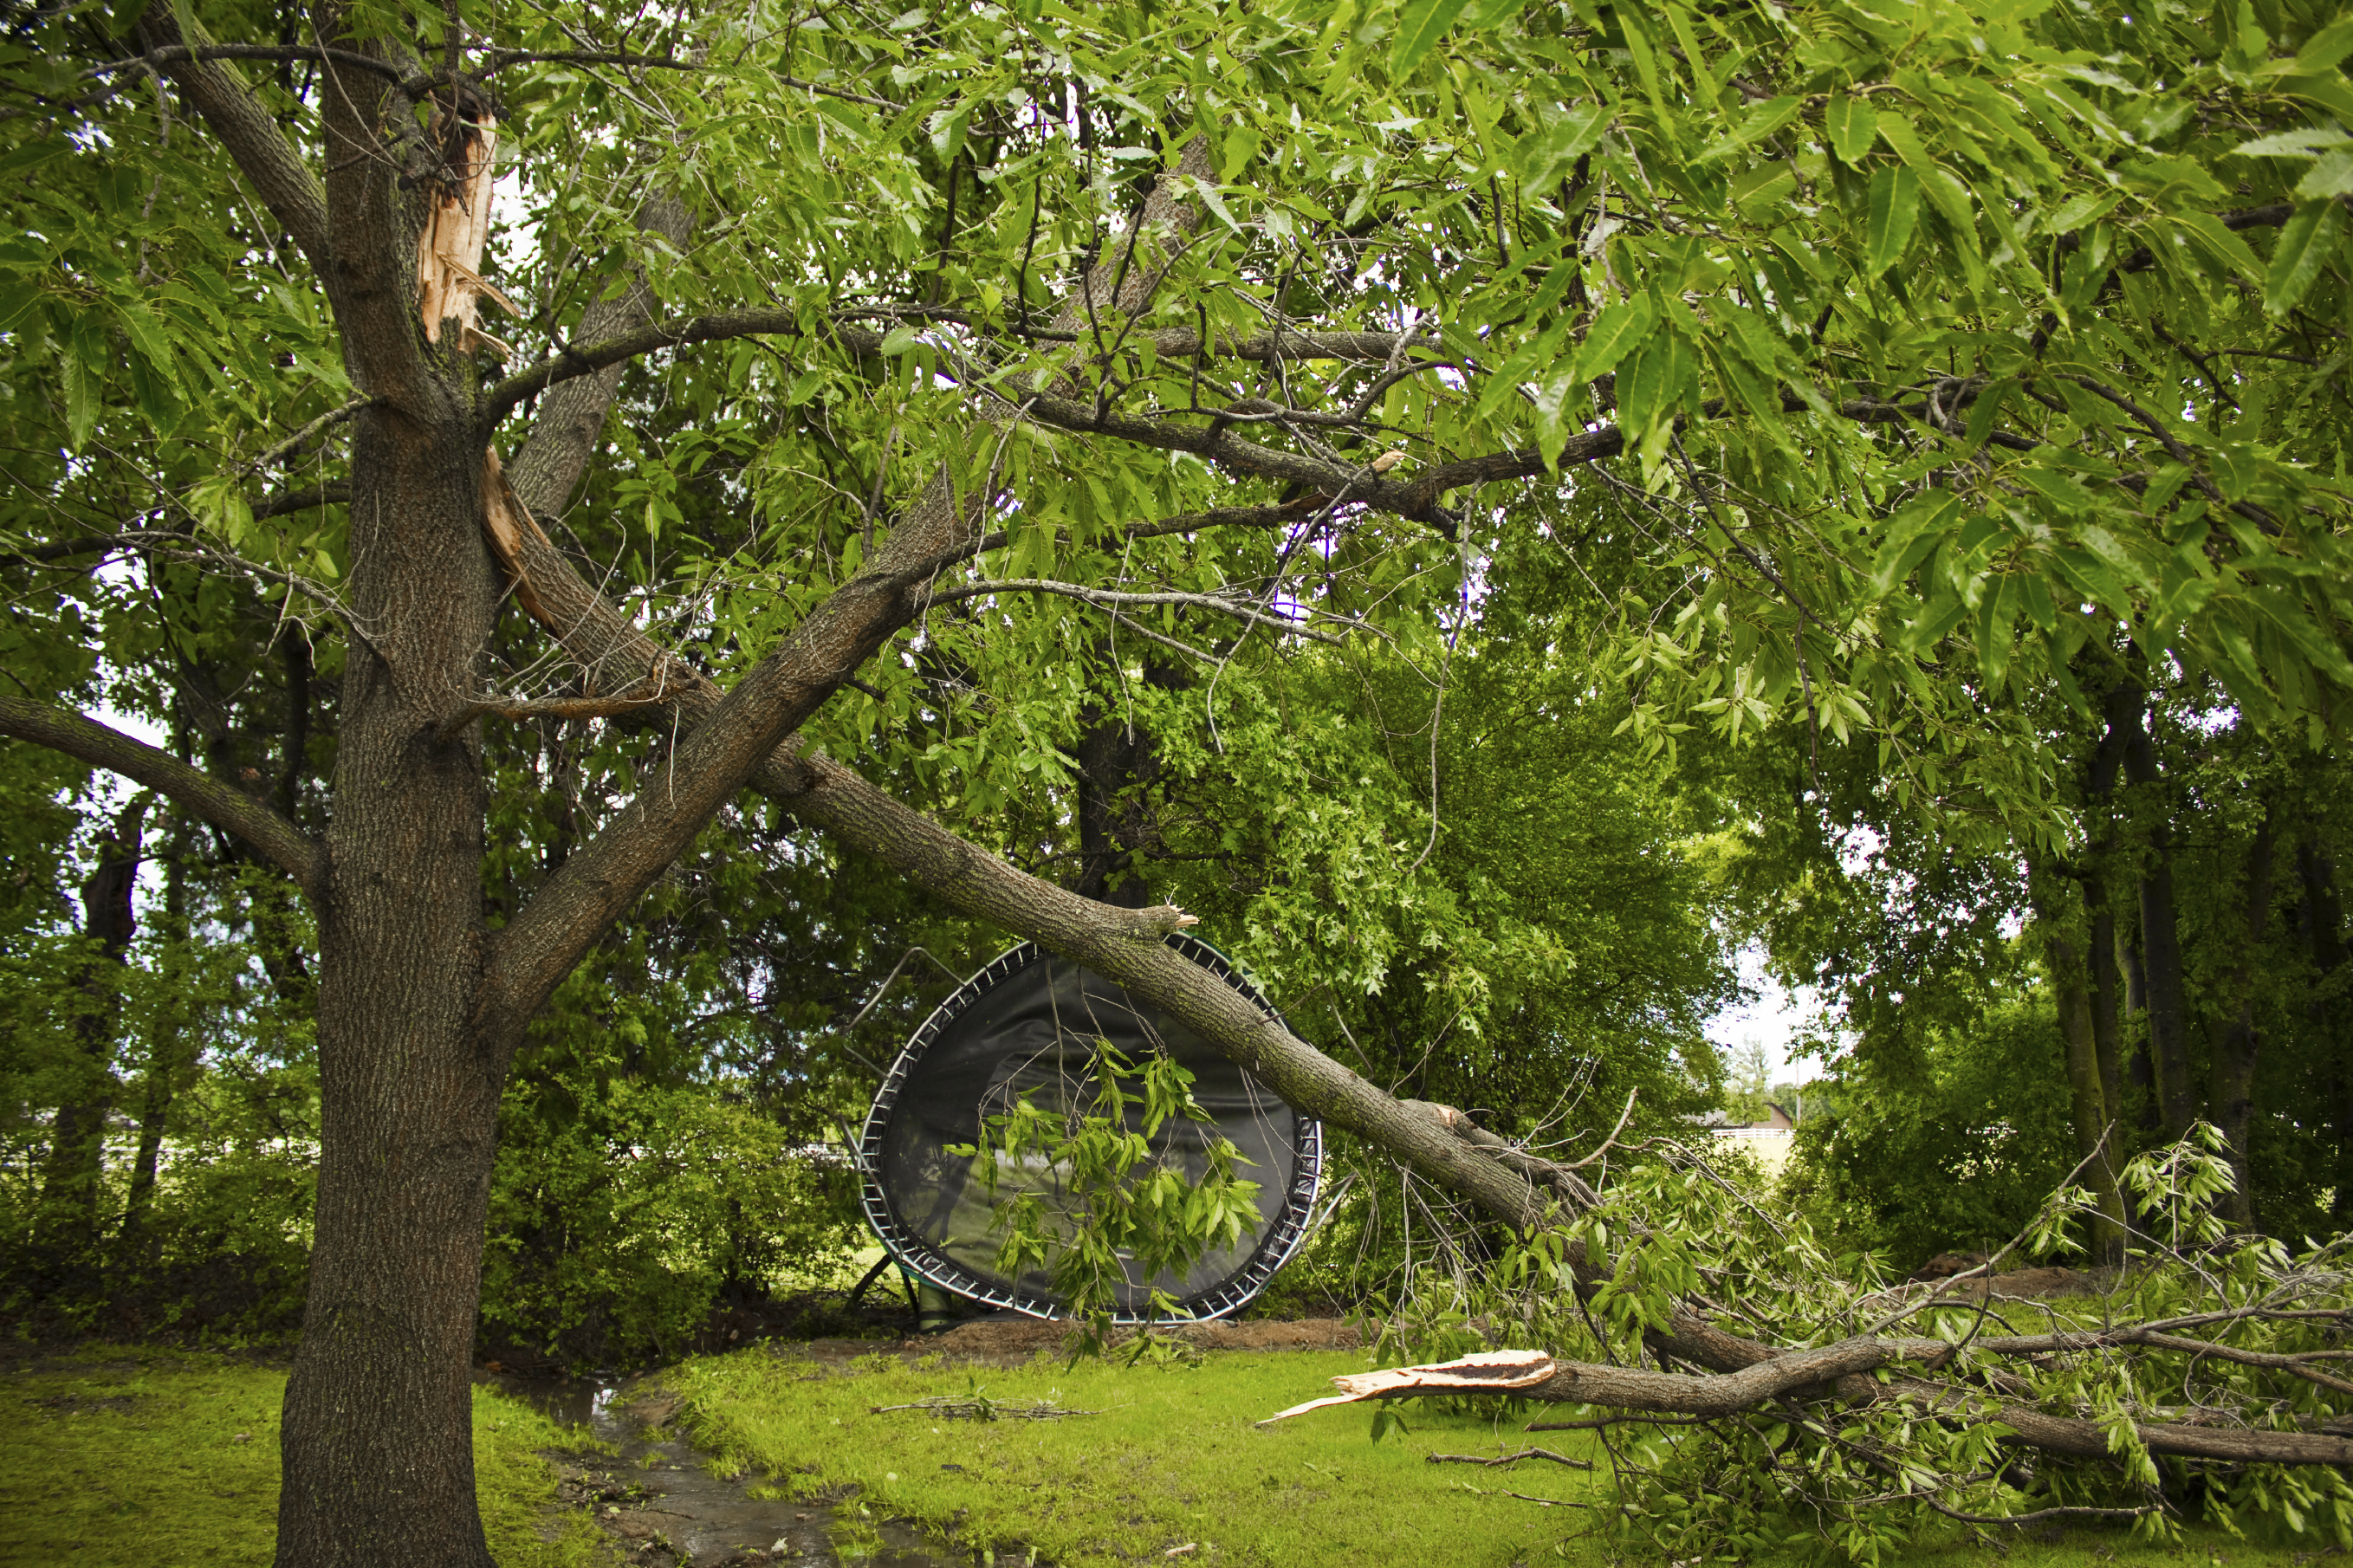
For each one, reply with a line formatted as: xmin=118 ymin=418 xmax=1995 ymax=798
xmin=859 ymin=937 xmax=1321 ymax=1322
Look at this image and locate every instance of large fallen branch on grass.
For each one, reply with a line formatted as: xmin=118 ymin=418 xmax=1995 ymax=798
xmin=477 ymin=481 xmax=2353 ymax=1484
xmin=482 ymin=486 xmax=2353 ymax=1496
xmin=1256 ymin=1341 xmax=2353 ymax=1466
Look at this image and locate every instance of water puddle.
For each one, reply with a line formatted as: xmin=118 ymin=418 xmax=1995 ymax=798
xmin=518 ymin=1374 xmax=967 ymax=1568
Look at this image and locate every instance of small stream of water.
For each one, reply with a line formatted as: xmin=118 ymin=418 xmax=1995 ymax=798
xmin=518 ymin=1377 xmax=965 ymax=1568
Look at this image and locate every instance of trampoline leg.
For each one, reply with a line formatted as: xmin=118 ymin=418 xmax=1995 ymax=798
xmin=916 ymin=1280 xmax=959 ymax=1334
xmin=845 ymin=1252 xmax=895 ymax=1308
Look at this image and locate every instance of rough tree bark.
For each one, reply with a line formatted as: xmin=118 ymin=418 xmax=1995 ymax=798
xmin=505 ymin=189 xmax=696 ymax=523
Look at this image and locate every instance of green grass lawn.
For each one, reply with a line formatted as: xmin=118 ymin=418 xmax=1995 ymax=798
xmin=0 ymin=1346 xmax=603 ymax=1567
xmin=676 ymin=1345 xmax=1603 ymax=1566
xmin=672 ymin=1344 xmax=2344 ymax=1568
xmin=7 ymin=1338 xmax=2346 ymax=1568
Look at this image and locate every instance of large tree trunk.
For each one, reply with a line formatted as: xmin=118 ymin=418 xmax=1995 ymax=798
xmin=275 ymin=409 xmax=502 ymax=1568
xmin=2119 ymin=908 xmax=2159 ymax=1134
xmin=2045 ymin=910 xmax=2129 ymax=1267
xmin=2076 ymin=679 xmax=2132 ymax=1249
xmin=2087 ymin=895 xmax=2125 ymax=1150
xmin=33 ymin=794 xmax=147 ymax=1259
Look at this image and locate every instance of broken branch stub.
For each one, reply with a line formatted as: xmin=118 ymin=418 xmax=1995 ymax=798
xmin=416 ymin=105 xmax=519 ymax=358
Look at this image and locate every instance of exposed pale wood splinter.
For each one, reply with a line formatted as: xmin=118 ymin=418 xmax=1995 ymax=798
xmin=416 ymin=104 xmax=520 ymax=358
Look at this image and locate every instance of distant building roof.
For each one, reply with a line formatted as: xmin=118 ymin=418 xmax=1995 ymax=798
xmin=1699 ymin=1102 xmax=1799 ymax=1132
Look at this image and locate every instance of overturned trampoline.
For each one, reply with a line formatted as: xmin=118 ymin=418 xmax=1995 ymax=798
xmin=857 ymin=936 xmax=1322 ymax=1324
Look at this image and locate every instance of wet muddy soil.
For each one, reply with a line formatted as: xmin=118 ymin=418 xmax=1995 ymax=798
xmin=522 ymin=1377 xmax=963 ymax=1568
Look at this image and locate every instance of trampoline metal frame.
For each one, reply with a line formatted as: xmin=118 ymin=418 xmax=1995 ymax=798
xmin=855 ymin=936 xmax=1324 ymax=1325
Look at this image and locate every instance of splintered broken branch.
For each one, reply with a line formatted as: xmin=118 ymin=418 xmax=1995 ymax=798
xmin=415 ymin=106 xmax=519 ymax=358
xmin=1256 ymin=1351 xmax=1563 ymax=1425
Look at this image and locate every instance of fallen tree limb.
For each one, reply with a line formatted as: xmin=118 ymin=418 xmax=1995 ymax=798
xmin=1428 ymin=1448 xmax=1595 ymax=1470
xmin=1259 ymin=1341 xmax=2353 ymax=1469
xmin=481 ymin=496 xmax=2353 ymax=1478
xmin=1257 ymin=1341 xmax=1951 ymax=1427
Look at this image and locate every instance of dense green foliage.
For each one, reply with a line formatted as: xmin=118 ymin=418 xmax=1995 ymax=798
xmin=1377 ymin=1131 xmax=2353 ymax=1560
xmin=1784 ymin=991 xmax=2078 ymax=1267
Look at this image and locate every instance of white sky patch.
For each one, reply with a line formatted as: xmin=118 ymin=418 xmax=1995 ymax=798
xmin=93 ymin=701 xmax=168 ymax=750
xmin=1703 ymin=941 xmax=1822 ymax=1084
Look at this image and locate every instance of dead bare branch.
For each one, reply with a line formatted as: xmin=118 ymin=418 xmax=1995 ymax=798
xmin=1426 ymin=1448 xmax=1595 ymax=1471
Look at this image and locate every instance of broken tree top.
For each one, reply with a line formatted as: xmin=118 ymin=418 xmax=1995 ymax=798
xmin=858 ymin=936 xmax=1322 ymax=1323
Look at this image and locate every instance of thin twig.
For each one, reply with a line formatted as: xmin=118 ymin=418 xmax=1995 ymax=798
xmin=1427 ymin=1448 xmax=1595 ymax=1470
xmin=1561 ymin=1089 xmax=1639 ymax=1171
xmin=1525 ymin=1415 xmax=1711 ymax=1432
xmin=243 ymin=396 xmax=373 ymax=476
xmin=868 ymin=1397 xmax=1102 ymax=1421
